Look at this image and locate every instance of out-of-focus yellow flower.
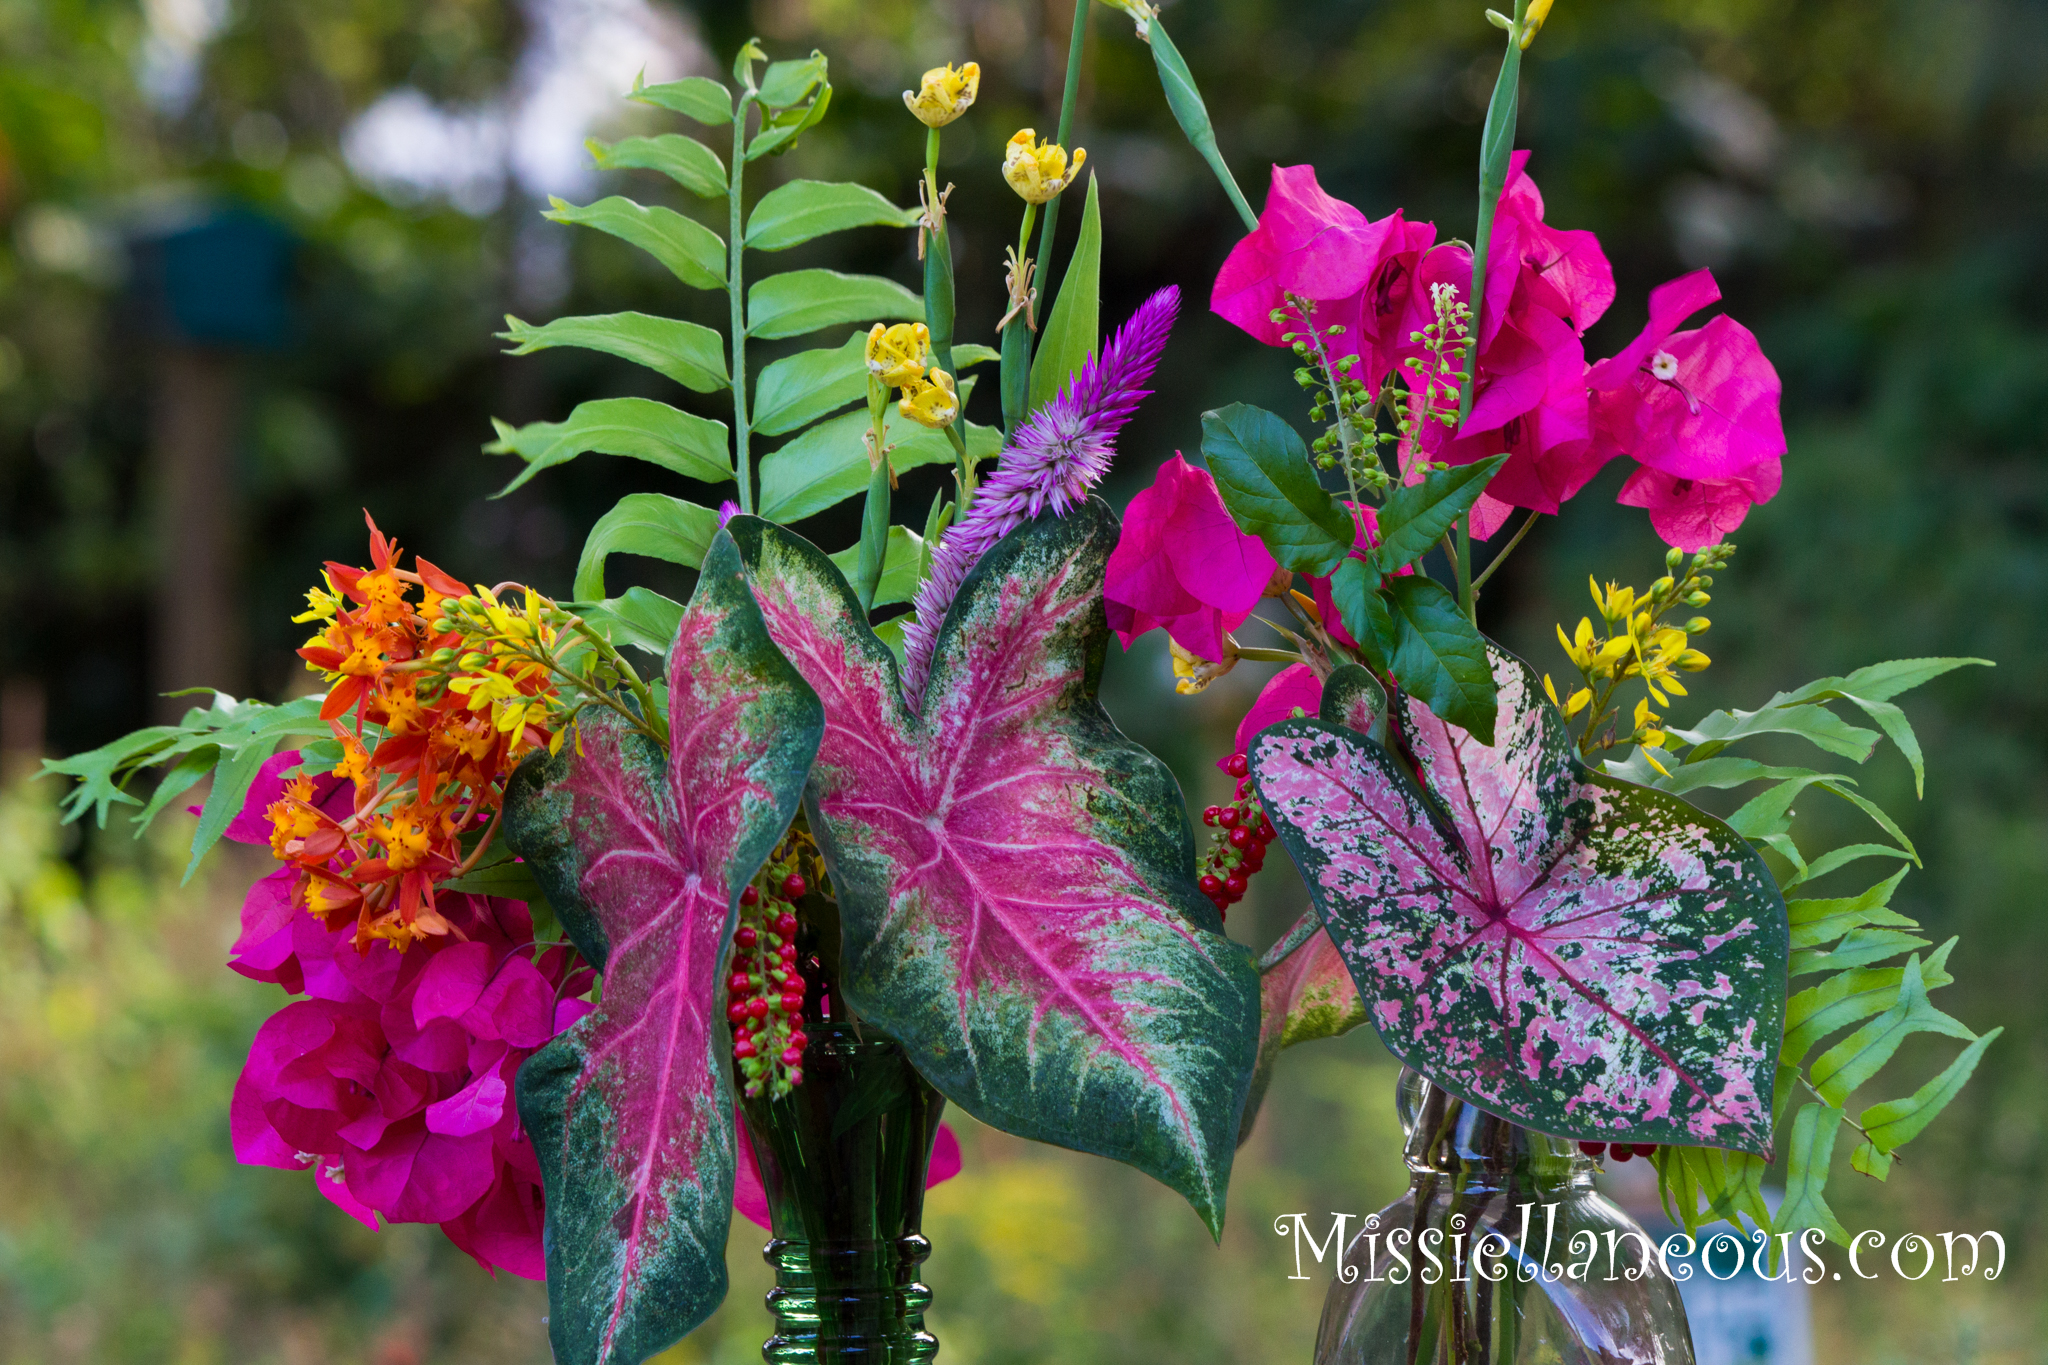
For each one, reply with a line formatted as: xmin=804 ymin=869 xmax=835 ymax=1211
xmin=866 ymin=321 xmax=930 ymax=388
xmin=1003 ymin=129 xmax=1086 ymax=204
xmin=1170 ymin=638 xmax=1239 ymax=695
xmin=1520 ymin=0 xmax=1554 ymax=48
xmin=903 ymin=62 xmax=980 ymax=127
xmin=897 ymin=368 xmax=959 ymax=428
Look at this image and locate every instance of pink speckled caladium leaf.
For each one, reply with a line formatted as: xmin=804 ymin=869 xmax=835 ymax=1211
xmin=726 ymin=501 xmax=1259 ymax=1235
xmin=503 ymin=530 xmax=823 ymax=1365
xmin=1249 ymin=644 xmax=1786 ymax=1154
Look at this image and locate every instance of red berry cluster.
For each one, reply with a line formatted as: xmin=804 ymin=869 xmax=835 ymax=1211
xmin=1578 ymin=1141 xmax=1658 ymax=1163
xmin=727 ymin=846 xmax=816 ymax=1100
xmin=1197 ymin=753 xmax=1278 ymax=919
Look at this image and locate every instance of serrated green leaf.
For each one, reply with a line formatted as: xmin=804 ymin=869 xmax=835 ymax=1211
xmin=500 ymin=312 xmax=726 ymax=393
xmin=1029 ymin=173 xmax=1100 ymax=413
xmin=828 ymin=525 xmax=925 ymax=609
xmin=485 ymin=399 xmax=731 ymax=496
xmin=1372 ymin=455 xmax=1509 ymax=572
xmin=1774 ymin=1103 xmax=1850 ymax=1244
xmin=750 ymin=332 xmax=867 ymax=437
xmin=41 ymin=726 xmax=182 ymax=826
xmin=1785 ymin=869 xmax=1913 ymax=950
xmin=1851 ymin=1141 xmax=1892 ymax=1181
xmin=545 ymin=195 xmax=726 ymax=291
xmin=1198 ymin=403 xmax=1353 ymax=576
xmin=1810 ymin=956 xmax=1975 ymax=1104
xmin=757 ymin=385 xmax=999 ymax=524
xmin=589 ymin=133 xmax=727 ymax=198
xmin=574 ymin=587 xmax=685 ymax=659
xmin=745 ymin=180 xmax=917 ymax=252
xmin=1784 ymin=938 xmax=1957 ymax=1061
xmin=573 ymin=494 xmax=720 ymax=600
xmin=756 ymin=52 xmax=826 ymax=108
xmin=631 ymin=75 xmax=733 ymax=124
xmin=130 ymin=746 xmax=218 ymax=831
xmin=1858 ymin=1028 xmax=2001 ymax=1151
xmin=747 ymin=269 xmax=920 ymax=340
xmin=1671 ymin=702 xmax=1880 ymax=764
xmin=1652 ymin=756 xmax=1829 ymax=796
xmin=1384 ymin=575 xmax=1498 ymax=744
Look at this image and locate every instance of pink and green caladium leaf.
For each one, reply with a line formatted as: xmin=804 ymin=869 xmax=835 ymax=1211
xmin=725 ymin=501 xmax=1259 ymax=1235
xmin=504 ymin=530 xmax=823 ymax=1365
xmin=1250 ymin=643 xmax=1788 ymax=1155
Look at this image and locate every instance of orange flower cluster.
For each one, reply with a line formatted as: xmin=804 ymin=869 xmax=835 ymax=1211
xmin=270 ymin=514 xmax=557 ymax=952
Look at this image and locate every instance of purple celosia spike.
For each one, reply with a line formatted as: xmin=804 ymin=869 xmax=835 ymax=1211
xmin=717 ymin=499 xmax=741 ymax=528
xmin=899 ymin=286 xmax=1180 ymax=708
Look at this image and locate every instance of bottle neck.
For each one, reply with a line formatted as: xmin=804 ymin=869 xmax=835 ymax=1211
xmin=1397 ymin=1068 xmax=1595 ymax=1195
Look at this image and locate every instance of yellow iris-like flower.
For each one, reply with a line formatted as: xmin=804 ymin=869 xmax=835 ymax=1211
xmin=903 ymin=62 xmax=980 ymax=128
xmin=865 ymin=321 xmax=930 ymax=388
xmin=1170 ymin=639 xmax=1239 ymax=695
xmin=1003 ymin=129 xmax=1086 ymax=204
xmin=897 ymin=368 xmax=959 ymax=428
xmin=1520 ymin=0 xmax=1555 ymax=48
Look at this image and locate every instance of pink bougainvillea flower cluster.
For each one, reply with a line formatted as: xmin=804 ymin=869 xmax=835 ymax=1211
xmin=226 ymin=751 xmax=595 ymax=1278
xmin=1102 ymin=453 xmax=1278 ymax=661
xmin=1209 ymin=159 xmax=1785 ymax=551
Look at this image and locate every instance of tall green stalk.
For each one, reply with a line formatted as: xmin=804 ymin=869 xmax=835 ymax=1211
xmin=1033 ymin=0 xmax=1093 ymax=321
xmin=729 ymin=91 xmax=759 ymax=513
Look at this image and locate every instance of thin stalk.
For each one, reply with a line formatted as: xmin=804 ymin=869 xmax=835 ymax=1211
xmin=920 ymin=125 xmax=975 ymax=510
xmin=1033 ymin=0 xmax=1092 ymax=319
xmin=729 ymin=93 xmax=758 ymax=513
xmin=1469 ymin=510 xmax=1540 ymax=594
xmin=1456 ymin=0 xmax=1529 ymax=432
xmin=1456 ymin=517 xmax=1475 ymax=621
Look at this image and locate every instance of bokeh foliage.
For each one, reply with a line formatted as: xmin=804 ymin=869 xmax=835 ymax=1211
xmin=1 ymin=0 xmax=2044 ymax=1360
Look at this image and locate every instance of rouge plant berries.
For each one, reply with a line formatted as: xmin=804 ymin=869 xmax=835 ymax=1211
xmin=727 ymin=827 xmax=825 ymax=1099
xmin=1196 ymin=752 xmax=1279 ymax=917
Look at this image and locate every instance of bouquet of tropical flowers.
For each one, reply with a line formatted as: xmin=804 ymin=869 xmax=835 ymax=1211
xmin=46 ymin=5 xmax=1997 ymax=1364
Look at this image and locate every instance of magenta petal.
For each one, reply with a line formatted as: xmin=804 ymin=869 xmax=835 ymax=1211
xmin=1626 ymin=315 xmax=1786 ymax=481
xmin=390 ymin=1130 xmax=498 ymax=1225
xmin=1617 ymin=458 xmax=1781 ymax=552
xmin=732 ymin=1108 xmax=770 ymax=1230
xmin=230 ymin=1070 xmax=300 ymax=1167
xmin=1586 ymin=268 xmax=1721 ymax=390
xmin=462 ymin=954 xmax=554 ymax=1048
xmin=1163 ymin=481 xmax=1278 ymax=618
xmin=1211 ymin=224 xmax=1284 ymax=344
xmin=926 ymin=1122 xmax=963 ymax=1188
xmin=411 ymin=940 xmax=495 ymax=1028
xmin=223 ymin=750 xmax=302 ymax=845
xmin=426 ymin=1068 xmax=508 ymax=1137
xmin=1232 ymin=664 xmax=1326 ymax=759
xmin=552 ymin=997 xmax=596 ymax=1035
xmin=317 ymin=1159 xmax=382 ymax=1230
xmin=343 ymin=1121 xmax=425 ymax=1213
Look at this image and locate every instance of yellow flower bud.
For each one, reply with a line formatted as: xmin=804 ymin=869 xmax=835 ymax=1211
xmin=1003 ymin=129 xmax=1086 ymax=204
xmin=865 ymin=321 xmax=930 ymax=388
xmin=1170 ymin=638 xmax=1239 ymax=695
xmin=1565 ymin=687 xmax=1593 ymax=718
xmin=897 ymin=368 xmax=959 ymax=428
xmin=1520 ymin=0 xmax=1554 ymax=49
xmin=903 ymin=62 xmax=980 ymax=128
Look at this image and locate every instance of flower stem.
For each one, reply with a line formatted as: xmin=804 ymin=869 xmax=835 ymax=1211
xmin=1456 ymin=0 xmax=1529 ymax=434
xmin=1469 ymin=509 xmax=1540 ymax=594
xmin=1034 ymin=0 xmax=1093 ymax=314
xmin=729 ymin=93 xmax=758 ymax=513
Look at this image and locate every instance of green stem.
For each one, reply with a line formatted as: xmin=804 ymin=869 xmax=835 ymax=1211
xmin=1455 ymin=517 xmax=1475 ymax=621
xmin=1469 ymin=509 xmax=1540 ymax=594
xmin=1455 ymin=1 xmax=1528 ymax=434
xmin=999 ymin=200 xmax=1042 ymax=436
xmin=1148 ymin=15 xmax=1258 ymax=232
xmin=920 ymin=124 xmax=974 ymax=512
xmin=1034 ymin=0 xmax=1092 ymax=319
xmin=729 ymin=93 xmax=758 ymax=513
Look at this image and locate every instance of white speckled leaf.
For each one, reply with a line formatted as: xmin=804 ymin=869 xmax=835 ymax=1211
xmin=1250 ymin=645 xmax=1787 ymax=1154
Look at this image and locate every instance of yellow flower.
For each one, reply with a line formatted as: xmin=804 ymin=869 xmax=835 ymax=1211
xmin=1632 ymin=698 xmax=1666 ymax=750
xmin=903 ymin=62 xmax=980 ymax=128
xmin=865 ymin=322 xmax=930 ymax=388
xmin=293 ymin=575 xmax=341 ymax=624
xmin=1520 ymin=0 xmax=1554 ymax=48
xmin=1003 ymin=129 xmax=1086 ymax=204
xmin=897 ymin=368 xmax=959 ymax=428
xmin=1170 ymin=638 xmax=1239 ymax=695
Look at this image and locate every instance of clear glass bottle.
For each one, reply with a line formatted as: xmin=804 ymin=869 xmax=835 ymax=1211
xmin=740 ymin=1020 xmax=946 ymax=1364
xmin=1315 ymin=1069 xmax=1696 ymax=1365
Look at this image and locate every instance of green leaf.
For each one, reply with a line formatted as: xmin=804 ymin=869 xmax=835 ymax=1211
xmin=745 ymin=180 xmax=917 ymax=252
xmin=1653 ymin=1144 xmax=1772 ymax=1237
xmin=951 ymin=343 xmax=1001 ymax=369
xmin=1777 ymin=656 xmax=1992 ymax=706
xmin=1726 ymin=773 xmax=1837 ymax=840
xmin=500 ymin=312 xmax=726 ymax=393
xmin=1671 ymin=702 xmax=1881 ymax=765
xmin=1372 ymin=455 xmax=1510 ymax=572
xmin=41 ymin=725 xmax=183 ymax=826
xmin=588 ymin=133 xmax=726 ymax=198
xmin=573 ymin=494 xmax=721 ymax=600
xmin=440 ymin=858 xmax=552 ymax=908
xmin=1785 ymin=869 xmax=1913 ymax=950
xmin=1146 ymin=15 xmax=1258 ymax=231
xmin=485 ymin=399 xmax=731 ymax=496
xmin=1028 ymin=173 xmax=1101 ymax=413
xmin=750 ymin=332 xmax=867 ymax=437
xmin=1783 ymin=842 xmax=1916 ymax=889
xmin=1774 ymin=1103 xmax=1851 ymax=1244
xmin=1840 ymin=696 xmax=1927 ymax=797
xmin=1810 ymin=956 xmax=1975 ymax=1105
xmin=574 ymin=587 xmax=685 ymax=659
xmin=870 ymin=612 xmax=909 ymax=661
xmin=1384 ymin=575 xmax=1498 ymax=744
xmin=1784 ymin=938 xmax=1956 ymax=1061
xmin=829 ymin=524 xmax=925 ymax=610
xmin=182 ymin=695 xmax=331 ymax=880
xmin=545 ymin=195 xmax=726 ymax=291
xmin=756 ymin=52 xmax=826 ymax=108
xmin=1653 ymin=757 xmax=1830 ymax=796
xmin=746 ymin=82 xmax=833 ymax=160
xmin=1858 ymin=1028 xmax=2002 ymax=1152
xmin=1851 ymin=1141 xmax=1892 ymax=1181
xmin=631 ymin=75 xmax=732 ymax=124
xmin=1791 ymin=925 xmax=1932 ymax=977
xmin=747 ymin=269 xmax=920 ymax=340
xmin=1198 ymin=404 xmax=1353 ymax=576
xmin=130 ymin=746 xmax=218 ymax=831
xmin=757 ymin=389 xmax=1000 ymax=524
xmin=1326 ymin=558 xmax=1389 ymax=666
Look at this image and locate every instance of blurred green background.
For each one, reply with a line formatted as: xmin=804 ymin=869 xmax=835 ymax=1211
xmin=1 ymin=0 xmax=2042 ymax=1360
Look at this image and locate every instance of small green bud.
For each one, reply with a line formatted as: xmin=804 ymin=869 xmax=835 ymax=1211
xmin=1684 ymin=591 xmax=1710 ymax=607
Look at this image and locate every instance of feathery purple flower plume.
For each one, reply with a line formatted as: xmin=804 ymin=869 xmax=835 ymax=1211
xmin=899 ymin=285 xmax=1180 ymax=709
